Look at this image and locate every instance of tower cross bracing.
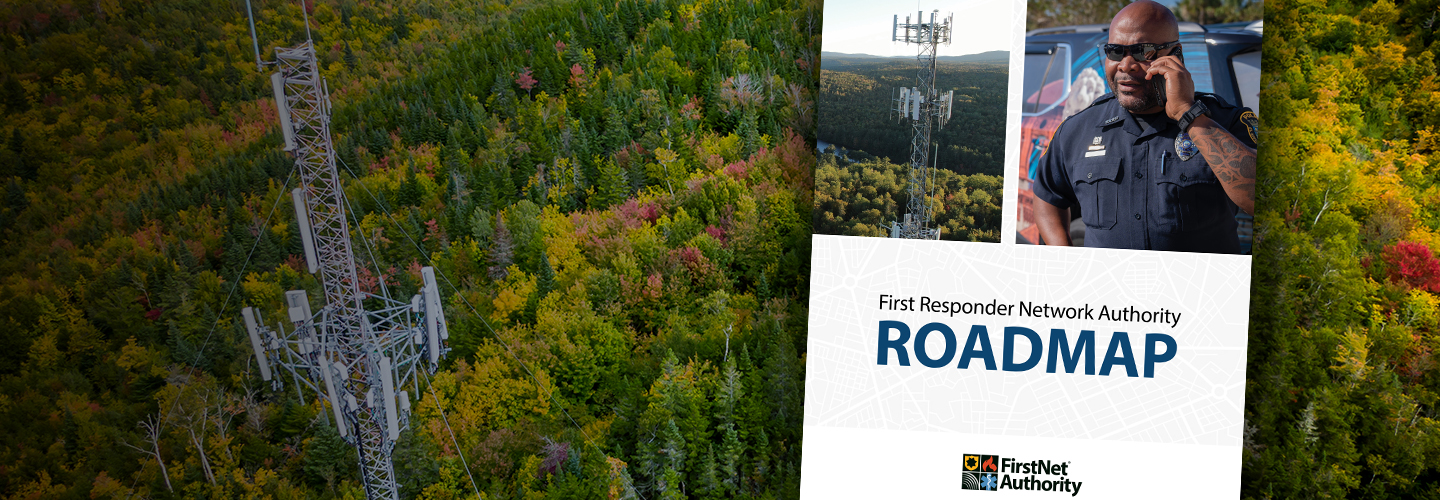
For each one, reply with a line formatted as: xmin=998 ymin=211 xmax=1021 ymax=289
xmin=889 ymin=10 xmax=954 ymax=240
xmin=243 ymin=41 xmax=451 ymax=500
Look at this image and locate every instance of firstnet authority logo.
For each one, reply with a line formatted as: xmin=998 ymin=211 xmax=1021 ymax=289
xmin=962 ymin=454 xmax=1084 ymax=496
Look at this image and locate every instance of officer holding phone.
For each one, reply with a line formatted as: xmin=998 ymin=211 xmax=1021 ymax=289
xmin=1031 ymin=0 xmax=1258 ymax=253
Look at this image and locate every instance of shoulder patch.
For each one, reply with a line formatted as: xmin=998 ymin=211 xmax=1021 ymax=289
xmin=1240 ymin=110 xmax=1259 ymax=144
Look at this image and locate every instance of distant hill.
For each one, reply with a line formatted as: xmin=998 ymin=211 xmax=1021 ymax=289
xmin=939 ymin=50 xmax=1010 ymax=63
xmin=821 ymin=50 xmax=1009 ymax=65
xmin=821 ymin=51 xmax=888 ymax=59
xmin=817 ymin=55 xmax=1009 ymax=176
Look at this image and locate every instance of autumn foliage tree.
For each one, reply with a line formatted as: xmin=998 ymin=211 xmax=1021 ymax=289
xmin=0 ymin=0 xmax=819 ymax=496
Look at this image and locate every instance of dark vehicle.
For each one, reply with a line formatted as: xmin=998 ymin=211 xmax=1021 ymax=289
xmin=1015 ymin=21 xmax=1262 ymax=251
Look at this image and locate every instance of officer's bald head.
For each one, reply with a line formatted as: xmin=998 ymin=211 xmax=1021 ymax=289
xmin=1104 ymin=0 xmax=1180 ymax=114
xmin=1108 ymin=1 xmax=1179 ymax=44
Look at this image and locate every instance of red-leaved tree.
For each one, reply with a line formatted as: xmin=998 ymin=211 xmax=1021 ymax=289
xmin=1381 ymin=240 xmax=1440 ymax=291
xmin=515 ymin=67 xmax=537 ymax=95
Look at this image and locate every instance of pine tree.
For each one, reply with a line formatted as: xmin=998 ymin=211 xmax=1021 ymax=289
xmin=1 ymin=77 xmax=26 ymax=114
xmin=719 ymin=423 xmax=742 ymax=493
xmin=304 ymin=422 xmax=355 ymax=491
xmin=738 ymin=110 xmax=760 ymax=159
xmin=717 ymin=357 xmax=743 ymax=425
xmin=659 ymin=466 xmax=688 ymax=500
xmin=602 ymin=104 xmax=631 ymax=153
xmin=10 ymin=130 xmax=33 ymax=180
xmin=397 ymin=169 xmax=423 ymax=206
xmin=696 ymin=443 xmax=719 ymax=496
xmin=661 ymin=418 xmax=687 ymax=472
xmin=343 ymin=41 xmax=358 ymax=70
xmin=594 ymin=155 xmax=629 ymax=209
xmin=4 ymin=178 xmax=26 ymax=212
xmin=751 ymin=426 xmax=770 ymax=487
xmin=495 ymin=160 xmax=516 ymax=206
xmin=470 ymin=207 xmax=494 ymax=243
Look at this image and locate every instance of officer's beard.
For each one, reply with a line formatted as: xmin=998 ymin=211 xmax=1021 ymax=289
xmin=1110 ymin=74 xmax=1164 ymax=113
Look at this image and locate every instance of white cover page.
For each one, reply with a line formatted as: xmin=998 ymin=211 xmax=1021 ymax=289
xmin=804 ymin=0 xmax=1260 ymax=497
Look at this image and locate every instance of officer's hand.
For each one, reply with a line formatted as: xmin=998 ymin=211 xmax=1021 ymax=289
xmin=1145 ymin=55 xmax=1195 ymax=122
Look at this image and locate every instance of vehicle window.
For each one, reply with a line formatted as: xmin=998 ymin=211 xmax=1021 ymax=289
xmin=1231 ymin=49 xmax=1261 ymax=114
xmin=1022 ymin=45 xmax=1069 ymax=115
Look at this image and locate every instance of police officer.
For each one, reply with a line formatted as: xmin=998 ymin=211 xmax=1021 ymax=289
xmin=1032 ymin=0 xmax=1258 ymax=253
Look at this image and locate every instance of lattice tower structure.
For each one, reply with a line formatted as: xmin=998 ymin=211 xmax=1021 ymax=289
xmin=244 ymin=40 xmax=451 ymax=500
xmin=890 ymin=11 xmax=953 ymax=240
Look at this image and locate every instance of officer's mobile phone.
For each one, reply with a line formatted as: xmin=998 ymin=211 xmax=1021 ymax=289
xmin=1157 ymin=47 xmax=1185 ymax=105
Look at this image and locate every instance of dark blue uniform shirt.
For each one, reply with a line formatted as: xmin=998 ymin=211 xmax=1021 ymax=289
xmin=1033 ymin=92 xmax=1257 ymax=253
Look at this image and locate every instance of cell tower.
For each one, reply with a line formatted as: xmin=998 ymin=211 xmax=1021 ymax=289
xmin=888 ymin=10 xmax=954 ymax=240
xmin=240 ymin=18 xmax=450 ymax=500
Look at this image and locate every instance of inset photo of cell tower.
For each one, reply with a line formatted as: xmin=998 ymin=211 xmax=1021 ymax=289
xmin=814 ymin=0 xmax=1015 ymax=242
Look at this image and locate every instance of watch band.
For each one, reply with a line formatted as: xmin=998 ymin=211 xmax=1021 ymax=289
xmin=1177 ymin=100 xmax=1210 ymax=132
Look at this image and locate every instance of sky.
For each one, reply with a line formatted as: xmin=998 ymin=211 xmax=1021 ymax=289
xmin=820 ymin=0 xmax=1016 ymax=57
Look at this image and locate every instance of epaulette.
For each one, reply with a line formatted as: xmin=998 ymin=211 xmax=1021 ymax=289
xmin=1084 ymin=92 xmax=1117 ymax=111
xmin=1056 ymin=92 xmax=1116 ymax=131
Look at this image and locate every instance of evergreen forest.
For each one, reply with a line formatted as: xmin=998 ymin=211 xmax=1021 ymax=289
xmin=1245 ymin=0 xmax=1440 ymax=497
xmin=0 ymin=0 xmax=819 ymax=497
xmin=816 ymin=57 xmax=1009 ymax=177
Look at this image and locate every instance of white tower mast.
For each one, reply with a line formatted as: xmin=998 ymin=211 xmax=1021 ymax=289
xmin=889 ymin=10 xmax=954 ymax=240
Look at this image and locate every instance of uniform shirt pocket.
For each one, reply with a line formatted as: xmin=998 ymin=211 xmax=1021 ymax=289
xmin=1154 ymin=160 xmax=1228 ymax=232
xmin=1072 ymin=156 xmax=1123 ymax=230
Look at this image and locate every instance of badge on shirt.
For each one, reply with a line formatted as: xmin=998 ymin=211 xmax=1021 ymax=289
xmin=1240 ymin=110 xmax=1259 ymax=144
xmin=1175 ymin=132 xmax=1198 ymax=161
xmin=1085 ymin=136 xmax=1106 ymax=157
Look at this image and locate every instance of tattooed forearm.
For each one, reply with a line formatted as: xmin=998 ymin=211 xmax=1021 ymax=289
xmin=1188 ymin=115 xmax=1256 ymax=215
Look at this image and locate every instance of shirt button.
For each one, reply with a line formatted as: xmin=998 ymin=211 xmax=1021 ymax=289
xmin=1134 ymin=172 xmax=1144 ymax=179
xmin=1134 ymin=213 xmax=1142 ymax=220
xmin=1087 ymin=173 xmax=1093 ymax=179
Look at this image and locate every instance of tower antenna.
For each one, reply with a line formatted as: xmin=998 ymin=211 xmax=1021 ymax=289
xmin=245 ymin=0 xmax=263 ymax=70
xmin=300 ymin=0 xmax=313 ymax=42
xmin=887 ymin=9 xmax=954 ymax=240
xmin=241 ymin=14 xmax=449 ymax=500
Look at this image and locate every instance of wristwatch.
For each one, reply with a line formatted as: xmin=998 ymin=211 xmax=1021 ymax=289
xmin=1177 ymin=100 xmax=1210 ymax=132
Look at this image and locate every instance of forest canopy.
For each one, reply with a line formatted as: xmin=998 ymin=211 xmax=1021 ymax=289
xmin=816 ymin=57 xmax=1009 ymax=177
xmin=0 ymin=0 xmax=819 ymax=498
xmin=1243 ymin=0 xmax=1440 ymax=497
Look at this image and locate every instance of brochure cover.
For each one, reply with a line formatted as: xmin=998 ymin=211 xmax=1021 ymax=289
xmin=803 ymin=0 xmax=1261 ymax=497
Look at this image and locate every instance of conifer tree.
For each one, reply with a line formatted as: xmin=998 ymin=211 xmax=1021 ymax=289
xmin=470 ymin=207 xmax=494 ymax=243
xmin=696 ymin=443 xmax=720 ymax=496
xmin=717 ymin=357 xmax=742 ymax=425
xmin=344 ymin=41 xmax=357 ymax=70
xmin=738 ymin=111 xmax=760 ymax=158
xmin=751 ymin=426 xmax=770 ymax=487
xmin=719 ymin=423 xmax=742 ymax=493
xmin=594 ymin=155 xmax=629 ymax=208
xmin=305 ymin=422 xmax=355 ymax=491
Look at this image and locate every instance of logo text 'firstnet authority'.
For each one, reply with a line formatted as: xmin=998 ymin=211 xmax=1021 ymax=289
xmin=962 ymin=454 xmax=1083 ymax=496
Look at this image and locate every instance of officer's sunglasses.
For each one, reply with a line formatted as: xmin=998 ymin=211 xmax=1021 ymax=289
xmin=1101 ymin=40 xmax=1180 ymax=62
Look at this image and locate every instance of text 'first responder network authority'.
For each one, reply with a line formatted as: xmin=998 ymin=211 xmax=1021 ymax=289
xmin=878 ymin=294 xmax=1184 ymax=329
